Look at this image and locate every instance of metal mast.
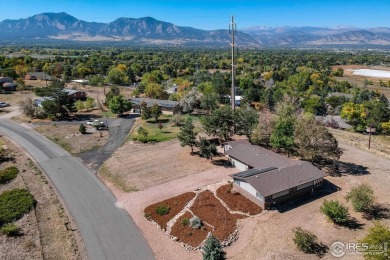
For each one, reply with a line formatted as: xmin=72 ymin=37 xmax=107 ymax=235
xmin=230 ymin=16 xmax=236 ymax=110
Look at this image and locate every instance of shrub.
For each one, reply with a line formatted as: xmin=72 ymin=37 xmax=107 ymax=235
xmin=0 ymin=223 xmax=20 ymax=236
xmin=155 ymin=205 xmax=170 ymax=216
xmin=79 ymin=124 xmax=86 ymax=134
xmin=202 ymin=235 xmax=226 ymax=260
xmin=0 ymin=166 xmax=19 ymax=184
xmin=181 ymin=218 xmax=189 ymax=226
xmin=320 ymin=200 xmax=349 ymax=224
xmin=171 ymin=114 xmax=185 ymax=127
xmin=293 ymin=227 xmax=318 ymax=253
xmin=359 ymin=222 xmax=390 ymax=258
xmin=189 ymin=216 xmax=202 ymax=229
xmin=0 ymin=188 xmax=36 ymax=226
xmin=137 ymin=127 xmax=149 ymax=143
xmin=345 ymin=184 xmax=375 ymax=212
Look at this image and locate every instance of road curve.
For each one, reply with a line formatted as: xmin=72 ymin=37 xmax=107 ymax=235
xmin=0 ymin=119 xmax=155 ymax=260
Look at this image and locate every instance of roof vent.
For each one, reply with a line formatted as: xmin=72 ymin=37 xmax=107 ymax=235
xmin=300 ymin=163 xmax=302 ymax=166
xmin=279 ymin=169 xmax=281 ymax=172
xmin=256 ymin=176 xmax=259 ymax=178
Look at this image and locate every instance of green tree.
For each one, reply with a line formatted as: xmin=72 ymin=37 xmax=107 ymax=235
xmin=359 ymin=222 xmax=390 ymax=260
xmin=150 ymin=103 xmax=162 ymax=123
xmin=108 ymin=95 xmax=132 ymax=116
xmin=79 ymin=124 xmax=86 ymax=134
xmin=202 ymin=235 xmax=226 ymax=260
xmin=201 ymin=106 xmax=234 ymax=144
xmin=340 ymin=102 xmax=368 ymax=131
xmin=140 ymin=101 xmax=152 ymax=120
xmin=301 ymin=95 xmax=325 ymax=115
xmin=137 ymin=127 xmax=149 ymax=143
xmin=201 ymin=92 xmax=218 ymax=114
xmin=294 ymin=114 xmax=340 ymax=161
xmin=41 ymin=80 xmax=74 ymax=120
xmin=105 ymin=86 xmax=121 ymax=105
xmin=198 ymin=137 xmax=218 ymax=160
xmin=85 ymin=97 xmax=95 ymax=111
xmin=270 ymin=118 xmax=295 ymax=156
xmin=75 ymin=100 xmax=85 ymax=112
xmin=234 ymin=106 xmax=259 ymax=139
xmin=320 ymin=200 xmax=349 ymax=225
xmin=177 ymin=118 xmax=197 ymax=154
xmin=345 ymin=184 xmax=375 ymax=212
xmin=106 ymin=67 xmax=129 ymax=85
xmin=293 ymin=227 xmax=318 ymax=254
xmin=251 ymin=109 xmax=275 ymax=147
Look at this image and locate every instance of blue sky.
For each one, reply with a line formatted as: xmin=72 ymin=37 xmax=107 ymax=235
xmin=0 ymin=0 xmax=389 ymax=29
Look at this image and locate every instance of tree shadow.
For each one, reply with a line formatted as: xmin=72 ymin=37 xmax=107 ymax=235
xmin=363 ymin=203 xmax=390 ymax=220
xmin=276 ymin=180 xmax=340 ymax=213
xmin=312 ymin=243 xmax=329 ymax=258
xmin=339 ymin=217 xmax=365 ymax=230
xmin=330 ymin=161 xmax=370 ymax=176
xmin=0 ymin=156 xmax=15 ymax=164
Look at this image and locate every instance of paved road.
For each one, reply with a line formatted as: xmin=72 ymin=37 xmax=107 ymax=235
xmin=0 ymin=119 xmax=155 ymax=260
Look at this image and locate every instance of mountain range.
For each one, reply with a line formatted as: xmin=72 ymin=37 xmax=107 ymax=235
xmin=1 ymin=12 xmax=390 ymax=47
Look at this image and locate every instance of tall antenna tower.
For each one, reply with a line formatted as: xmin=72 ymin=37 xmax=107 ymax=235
xmin=229 ymin=16 xmax=236 ymax=110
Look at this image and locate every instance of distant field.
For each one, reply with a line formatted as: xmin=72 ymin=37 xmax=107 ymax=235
xmin=333 ymin=65 xmax=390 ymax=98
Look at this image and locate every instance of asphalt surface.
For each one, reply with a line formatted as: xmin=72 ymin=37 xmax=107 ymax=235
xmin=0 ymin=119 xmax=155 ymax=260
xmin=78 ymin=117 xmax=136 ymax=173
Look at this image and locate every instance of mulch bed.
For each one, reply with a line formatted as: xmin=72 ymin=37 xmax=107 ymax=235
xmin=144 ymin=192 xmax=196 ymax=230
xmin=190 ymin=190 xmax=246 ymax=241
xmin=170 ymin=211 xmax=210 ymax=247
xmin=216 ymin=184 xmax=262 ymax=215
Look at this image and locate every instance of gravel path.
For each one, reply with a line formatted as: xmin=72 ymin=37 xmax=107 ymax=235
xmin=112 ymin=166 xmax=239 ymax=260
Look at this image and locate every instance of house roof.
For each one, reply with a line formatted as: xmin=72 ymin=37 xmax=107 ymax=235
xmin=225 ymin=140 xmax=296 ymax=169
xmin=26 ymin=72 xmax=53 ymax=80
xmin=3 ymin=83 xmax=17 ymax=87
xmin=328 ymin=92 xmax=353 ymax=99
xmin=130 ymin=98 xmax=179 ymax=108
xmin=315 ymin=115 xmax=352 ymax=129
xmin=230 ymin=162 xmax=325 ymax=197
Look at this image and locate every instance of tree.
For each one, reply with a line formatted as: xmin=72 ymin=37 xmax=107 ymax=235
xmin=202 ymin=235 xmax=226 ymax=260
xmin=345 ymin=184 xmax=375 ymax=212
xmin=140 ymin=101 xmax=152 ymax=120
xmin=340 ymin=102 xmax=368 ymax=131
xmin=137 ymin=127 xmax=149 ymax=143
xmin=359 ymin=222 xmax=390 ymax=260
xmin=198 ymin=137 xmax=217 ymax=160
xmin=177 ymin=118 xmax=197 ymax=154
xmin=40 ymin=80 xmax=74 ymax=120
xmin=144 ymin=83 xmax=165 ymax=99
xmin=270 ymin=118 xmax=295 ymax=156
xmin=108 ymin=95 xmax=132 ymax=116
xmin=79 ymin=124 xmax=86 ymax=134
xmin=106 ymin=66 xmax=129 ymax=85
xmin=75 ymin=100 xmax=85 ymax=112
xmin=85 ymin=97 xmax=95 ymax=111
xmin=293 ymin=227 xmax=318 ymax=254
xmin=251 ymin=109 xmax=275 ymax=147
xmin=201 ymin=92 xmax=218 ymax=114
xmin=234 ymin=106 xmax=259 ymax=139
xmin=201 ymin=106 xmax=234 ymax=144
xmin=320 ymin=200 xmax=349 ymax=225
xmin=294 ymin=114 xmax=340 ymax=161
xmin=150 ymin=103 xmax=162 ymax=123
xmin=105 ymin=86 xmax=120 ymax=105
xmin=301 ymin=95 xmax=325 ymax=115
xmin=180 ymin=87 xmax=200 ymax=113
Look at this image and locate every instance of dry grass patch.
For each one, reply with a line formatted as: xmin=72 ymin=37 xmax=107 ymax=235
xmin=216 ymin=184 xmax=262 ymax=215
xmin=144 ymin=192 xmax=196 ymax=230
xmin=35 ymin=124 xmax=108 ymax=154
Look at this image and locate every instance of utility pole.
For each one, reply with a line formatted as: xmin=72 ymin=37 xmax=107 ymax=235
xmin=230 ymin=16 xmax=236 ymax=111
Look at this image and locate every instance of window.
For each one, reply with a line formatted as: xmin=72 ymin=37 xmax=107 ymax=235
xmin=314 ymin=179 xmax=323 ymax=187
xmin=233 ymin=179 xmax=240 ymax=186
xmin=256 ymin=192 xmax=264 ymax=201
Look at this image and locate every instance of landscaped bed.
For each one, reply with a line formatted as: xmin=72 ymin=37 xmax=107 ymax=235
xmin=170 ymin=211 xmax=211 ymax=247
xmin=144 ymin=192 xmax=196 ymax=230
xmin=216 ymin=184 xmax=262 ymax=215
xmin=190 ymin=190 xmax=246 ymax=241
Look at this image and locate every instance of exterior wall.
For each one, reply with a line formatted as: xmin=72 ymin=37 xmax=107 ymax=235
xmin=232 ymin=183 xmax=265 ymax=208
xmin=298 ymin=181 xmax=313 ymax=190
xmin=230 ymin=158 xmax=249 ymax=171
xmin=235 ymin=180 xmax=257 ymax=198
xmin=272 ymin=189 xmax=289 ymax=199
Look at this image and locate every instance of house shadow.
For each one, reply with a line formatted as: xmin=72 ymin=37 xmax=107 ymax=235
xmin=275 ymin=180 xmax=340 ymax=213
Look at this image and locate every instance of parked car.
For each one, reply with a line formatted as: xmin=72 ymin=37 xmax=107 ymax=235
xmin=0 ymin=102 xmax=10 ymax=107
xmin=87 ymin=120 xmax=105 ymax=127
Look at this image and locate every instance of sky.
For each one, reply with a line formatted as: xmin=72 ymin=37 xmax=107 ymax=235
xmin=0 ymin=0 xmax=389 ymax=30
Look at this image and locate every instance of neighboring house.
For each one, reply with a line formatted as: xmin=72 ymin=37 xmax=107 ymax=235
xmin=130 ymin=98 xmax=180 ymax=114
xmin=165 ymin=84 xmax=178 ymax=94
xmin=33 ymin=97 xmax=54 ymax=107
xmin=71 ymin=79 xmax=89 ymax=84
xmin=0 ymin=77 xmax=16 ymax=92
xmin=327 ymin=92 xmax=353 ymax=99
xmin=315 ymin=115 xmax=352 ymax=130
xmin=25 ymin=72 xmax=54 ymax=81
xmin=225 ymin=140 xmax=325 ymax=209
xmin=63 ymin=89 xmax=86 ymax=100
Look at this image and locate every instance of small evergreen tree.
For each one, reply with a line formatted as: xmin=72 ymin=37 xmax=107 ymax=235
xmin=202 ymin=235 xmax=226 ymax=260
xmin=293 ymin=227 xmax=318 ymax=253
xmin=150 ymin=103 xmax=162 ymax=123
xmin=177 ymin=118 xmax=197 ymax=154
xmin=79 ymin=124 xmax=86 ymax=134
xmin=359 ymin=222 xmax=390 ymax=259
xmin=198 ymin=137 xmax=217 ymax=160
